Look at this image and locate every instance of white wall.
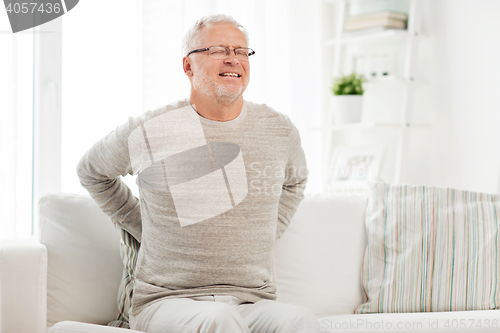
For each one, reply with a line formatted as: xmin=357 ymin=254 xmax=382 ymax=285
xmin=405 ymin=0 xmax=500 ymax=194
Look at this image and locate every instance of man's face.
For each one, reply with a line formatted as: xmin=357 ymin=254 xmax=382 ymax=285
xmin=187 ymin=22 xmax=250 ymax=104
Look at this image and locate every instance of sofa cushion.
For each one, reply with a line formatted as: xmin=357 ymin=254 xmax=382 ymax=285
xmin=273 ymin=193 xmax=368 ymax=316
xmin=356 ymin=182 xmax=500 ymax=314
xmin=39 ymin=193 xmax=123 ymax=326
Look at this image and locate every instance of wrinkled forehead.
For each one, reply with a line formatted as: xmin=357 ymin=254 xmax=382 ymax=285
xmin=199 ymin=22 xmax=248 ymax=48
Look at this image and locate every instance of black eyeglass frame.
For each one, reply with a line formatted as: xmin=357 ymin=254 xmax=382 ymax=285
xmin=187 ymin=46 xmax=256 ymax=59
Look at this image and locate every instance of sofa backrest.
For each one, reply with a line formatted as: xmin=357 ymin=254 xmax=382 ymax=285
xmin=39 ymin=192 xmax=368 ymax=326
xmin=39 ymin=193 xmax=123 ymax=327
xmin=273 ymin=193 xmax=367 ymax=316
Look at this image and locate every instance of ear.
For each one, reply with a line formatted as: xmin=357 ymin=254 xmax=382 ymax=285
xmin=183 ymin=56 xmax=193 ymax=77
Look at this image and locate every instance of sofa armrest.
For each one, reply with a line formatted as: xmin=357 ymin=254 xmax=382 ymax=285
xmin=49 ymin=321 xmax=145 ymax=333
xmin=0 ymin=240 xmax=47 ymax=333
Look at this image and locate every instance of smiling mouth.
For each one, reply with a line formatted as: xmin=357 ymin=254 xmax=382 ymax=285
xmin=219 ymin=72 xmax=241 ymax=78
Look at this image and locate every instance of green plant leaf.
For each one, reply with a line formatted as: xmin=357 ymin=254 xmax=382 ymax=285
xmin=331 ymin=73 xmax=366 ymax=96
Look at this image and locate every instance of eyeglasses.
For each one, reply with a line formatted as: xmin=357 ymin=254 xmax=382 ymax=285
xmin=187 ymin=46 xmax=255 ymax=60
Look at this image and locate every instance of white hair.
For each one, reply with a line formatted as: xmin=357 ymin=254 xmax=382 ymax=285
xmin=182 ymin=14 xmax=249 ymax=56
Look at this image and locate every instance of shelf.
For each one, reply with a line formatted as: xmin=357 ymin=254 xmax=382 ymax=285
xmin=363 ymin=76 xmax=407 ymax=84
xmin=327 ymin=29 xmax=411 ymax=45
xmin=362 ymin=76 xmax=426 ymax=87
xmin=326 ymin=0 xmax=373 ymax=3
xmin=309 ymin=122 xmax=429 ymax=132
xmin=321 ymin=0 xmax=424 ymax=185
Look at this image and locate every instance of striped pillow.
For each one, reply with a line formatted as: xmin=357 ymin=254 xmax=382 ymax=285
xmin=108 ymin=225 xmax=140 ymax=328
xmin=355 ymin=182 xmax=500 ymax=314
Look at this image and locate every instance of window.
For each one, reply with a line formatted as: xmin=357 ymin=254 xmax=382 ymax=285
xmin=0 ymin=21 xmax=35 ymax=240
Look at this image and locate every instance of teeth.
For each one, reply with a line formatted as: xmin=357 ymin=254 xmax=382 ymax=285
xmin=220 ymin=72 xmax=239 ymax=77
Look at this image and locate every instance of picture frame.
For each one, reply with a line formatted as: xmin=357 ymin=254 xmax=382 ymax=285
xmin=326 ymin=145 xmax=384 ymax=193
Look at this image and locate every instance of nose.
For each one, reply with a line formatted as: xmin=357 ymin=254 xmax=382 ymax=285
xmin=224 ymin=49 xmax=239 ymax=64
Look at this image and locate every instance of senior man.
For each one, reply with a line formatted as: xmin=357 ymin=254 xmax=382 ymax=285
xmin=77 ymin=14 xmax=319 ymax=333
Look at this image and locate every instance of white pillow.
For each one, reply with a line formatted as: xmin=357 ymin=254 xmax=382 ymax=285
xmin=39 ymin=193 xmax=123 ymax=326
xmin=273 ymin=193 xmax=368 ymax=316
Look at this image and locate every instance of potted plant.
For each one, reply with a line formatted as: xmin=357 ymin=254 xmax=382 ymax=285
xmin=331 ymin=73 xmax=366 ymax=124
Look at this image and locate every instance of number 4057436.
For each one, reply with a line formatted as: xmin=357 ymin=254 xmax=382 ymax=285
xmin=5 ymin=2 xmax=61 ymax=14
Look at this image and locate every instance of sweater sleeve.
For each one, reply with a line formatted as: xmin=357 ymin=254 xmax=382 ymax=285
xmin=275 ymin=121 xmax=308 ymax=240
xmin=76 ymin=116 xmax=143 ymax=242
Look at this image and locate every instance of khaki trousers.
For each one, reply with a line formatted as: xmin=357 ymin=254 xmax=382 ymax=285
xmin=129 ymin=295 xmax=321 ymax=333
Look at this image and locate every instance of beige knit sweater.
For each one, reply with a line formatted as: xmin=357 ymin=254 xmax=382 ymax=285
xmin=77 ymin=98 xmax=307 ymax=316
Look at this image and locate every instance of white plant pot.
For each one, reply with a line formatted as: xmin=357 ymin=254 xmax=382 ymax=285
xmin=332 ymin=95 xmax=363 ymax=125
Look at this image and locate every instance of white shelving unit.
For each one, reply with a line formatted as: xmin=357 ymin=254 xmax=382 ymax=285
xmin=317 ymin=0 xmax=424 ymax=190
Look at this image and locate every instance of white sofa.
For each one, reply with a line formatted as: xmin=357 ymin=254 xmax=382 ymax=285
xmin=1 ymin=192 xmax=500 ymax=333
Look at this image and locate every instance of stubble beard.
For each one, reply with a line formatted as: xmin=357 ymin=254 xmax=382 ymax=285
xmin=192 ymin=64 xmax=245 ymax=105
